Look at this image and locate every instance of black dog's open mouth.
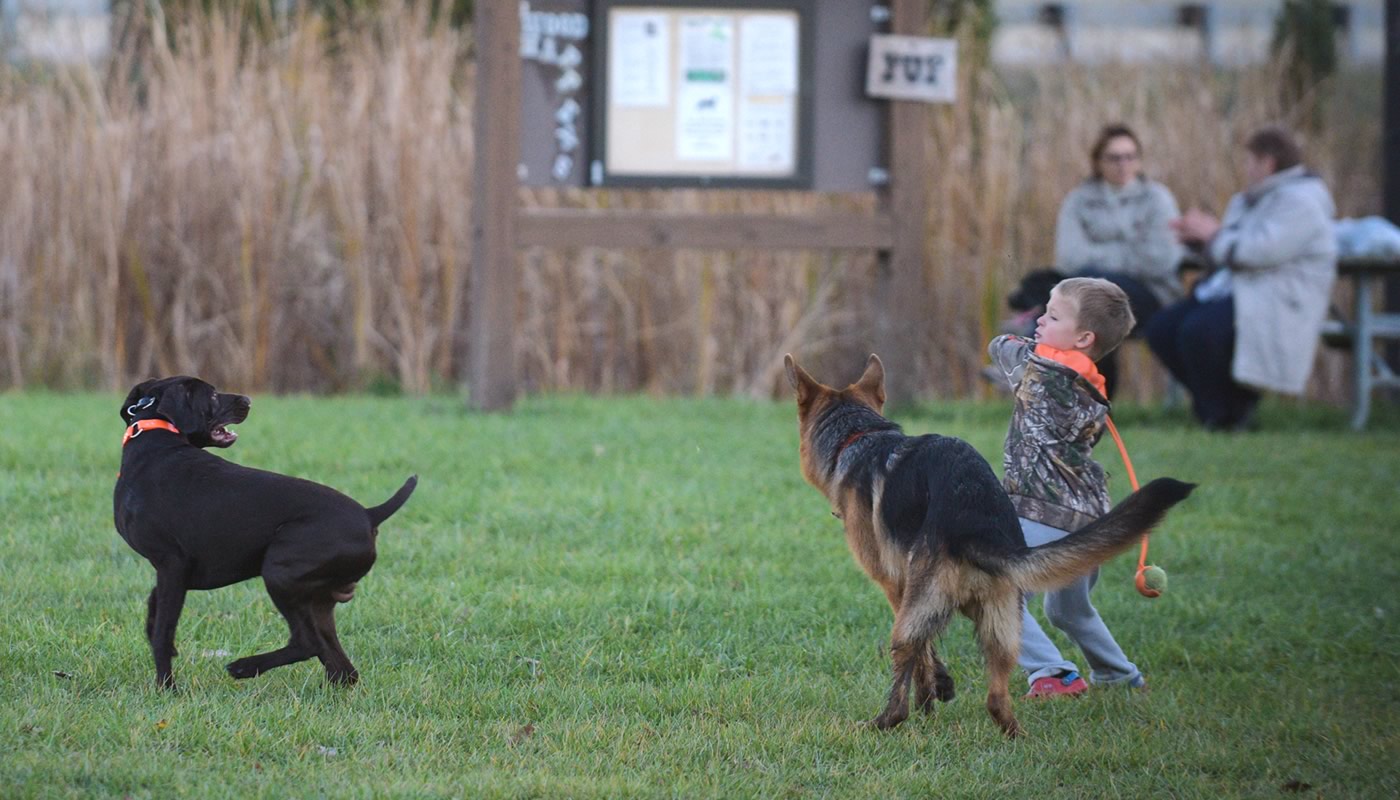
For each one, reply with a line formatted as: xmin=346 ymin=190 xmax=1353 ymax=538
xmin=209 ymin=398 xmax=250 ymax=447
xmin=210 ymin=424 xmax=238 ymax=447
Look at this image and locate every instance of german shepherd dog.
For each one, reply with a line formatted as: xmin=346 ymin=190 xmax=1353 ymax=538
xmin=784 ymin=353 xmax=1194 ymax=737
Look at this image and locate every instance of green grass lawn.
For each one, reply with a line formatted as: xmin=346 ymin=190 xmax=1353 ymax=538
xmin=2 ymin=391 xmax=1397 ymax=798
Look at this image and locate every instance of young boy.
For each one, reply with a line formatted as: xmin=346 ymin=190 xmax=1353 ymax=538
xmin=987 ymin=276 xmax=1147 ymax=697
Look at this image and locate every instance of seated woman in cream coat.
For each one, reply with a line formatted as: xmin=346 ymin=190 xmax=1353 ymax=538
xmin=1147 ymin=125 xmax=1337 ymax=431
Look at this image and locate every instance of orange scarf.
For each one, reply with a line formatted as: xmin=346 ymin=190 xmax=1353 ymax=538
xmin=1034 ymin=343 xmax=1108 ymax=400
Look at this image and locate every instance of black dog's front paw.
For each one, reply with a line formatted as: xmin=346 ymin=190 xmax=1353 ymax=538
xmin=226 ymin=657 xmax=263 ymax=680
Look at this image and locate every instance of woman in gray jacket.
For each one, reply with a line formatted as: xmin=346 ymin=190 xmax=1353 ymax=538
xmin=1052 ymin=124 xmax=1183 ymax=395
xmin=1147 ymin=125 xmax=1337 ymax=430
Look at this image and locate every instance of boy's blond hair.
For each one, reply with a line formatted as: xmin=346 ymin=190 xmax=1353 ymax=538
xmin=1053 ymin=277 xmax=1135 ymax=360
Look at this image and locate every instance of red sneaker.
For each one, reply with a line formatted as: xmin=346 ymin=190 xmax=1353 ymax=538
xmin=1026 ymin=671 xmax=1088 ymax=698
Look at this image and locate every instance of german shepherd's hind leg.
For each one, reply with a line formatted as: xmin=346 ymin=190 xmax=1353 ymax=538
xmin=914 ymin=644 xmax=956 ymax=713
xmin=967 ymin=591 xmax=1024 ymax=738
xmin=870 ymin=581 xmax=917 ymax=728
xmin=870 ymin=585 xmax=955 ymax=730
xmin=870 ymin=638 xmax=920 ymax=730
xmin=886 ymin=569 xmax=956 ymax=712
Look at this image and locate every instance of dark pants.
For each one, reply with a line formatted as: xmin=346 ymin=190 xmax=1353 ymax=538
xmin=1076 ymin=270 xmax=1163 ymax=399
xmin=1145 ymin=296 xmax=1260 ymax=429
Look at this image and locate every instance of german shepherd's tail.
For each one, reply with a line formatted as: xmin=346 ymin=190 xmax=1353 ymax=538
xmin=1007 ymin=478 xmax=1196 ymax=593
xmin=366 ymin=475 xmax=418 ymax=527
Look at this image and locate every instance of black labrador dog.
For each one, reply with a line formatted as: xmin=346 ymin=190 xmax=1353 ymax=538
xmin=1005 ymin=268 xmax=1066 ymax=315
xmin=114 ymin=376 xmax=416 ymax=689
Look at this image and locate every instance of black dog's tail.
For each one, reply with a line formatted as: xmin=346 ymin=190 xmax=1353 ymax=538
xmin=1006 ymin=478 xmax=1196 ymax=593
xmin=366 ymin=475 xmax=418 ymax=527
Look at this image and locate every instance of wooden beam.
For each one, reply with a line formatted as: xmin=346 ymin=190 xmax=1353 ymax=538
xmin=516 ymin=208 xmax=894 ymax=250
xmin=468 ymin=1 xmax=522 ymax=411
xmin=875 ymin=0 xmax=930 ymax=407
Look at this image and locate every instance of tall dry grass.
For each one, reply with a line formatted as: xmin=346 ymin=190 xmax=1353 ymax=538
xmin=0 ymin=6 xmax=1382 ymax=401
xmin=1 ymin=6 xmax=471 ymax=394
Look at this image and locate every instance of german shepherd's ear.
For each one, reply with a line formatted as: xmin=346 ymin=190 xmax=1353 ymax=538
xmin=784 ymin=353 xmax=819 ymax=406
xmin=855 ymin=354 xmax=886 ymax=409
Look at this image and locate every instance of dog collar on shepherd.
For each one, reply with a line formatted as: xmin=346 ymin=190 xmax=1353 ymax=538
xmin=834 ymin=430 xmax=870 ymax=462
xmin=122 ymin=419 xmax=182 ymax=447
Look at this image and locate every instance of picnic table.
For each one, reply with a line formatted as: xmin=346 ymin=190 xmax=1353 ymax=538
xmin=1330 ymin=257 xmax=1400 ymax=430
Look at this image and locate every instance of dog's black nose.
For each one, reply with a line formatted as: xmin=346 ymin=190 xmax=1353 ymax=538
xmin=226 ymin=394 xmax=252 ymax=423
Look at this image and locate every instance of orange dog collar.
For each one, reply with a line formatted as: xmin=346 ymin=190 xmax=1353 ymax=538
xmin=122 ymin=419 xmax=182 ymax=447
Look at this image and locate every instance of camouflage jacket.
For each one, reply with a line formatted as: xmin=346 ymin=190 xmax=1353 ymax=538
xmin=987 ymin=335 xmax=1112 ymax=532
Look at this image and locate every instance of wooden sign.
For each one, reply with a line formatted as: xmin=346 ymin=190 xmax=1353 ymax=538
xmin=865 ymin=35 xmax=957 ymax=104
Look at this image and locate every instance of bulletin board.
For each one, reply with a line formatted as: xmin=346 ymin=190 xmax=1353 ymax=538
xmin=591 ymin=0 xmax=816 ymax=188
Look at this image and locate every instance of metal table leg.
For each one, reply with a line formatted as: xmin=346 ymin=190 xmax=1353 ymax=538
xmin=1351 ymin=276 xmax=1374 ymax=431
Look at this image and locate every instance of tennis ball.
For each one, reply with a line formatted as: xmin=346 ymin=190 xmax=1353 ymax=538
xmin=1142 ymin=565 xmax=1168 ymax=593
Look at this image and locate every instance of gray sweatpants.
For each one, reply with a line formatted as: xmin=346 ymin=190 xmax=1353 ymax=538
xmin=1018 ymin=517 xmax=1143 ymax=687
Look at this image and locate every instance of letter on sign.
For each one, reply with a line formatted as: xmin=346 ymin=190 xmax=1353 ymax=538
xmin=865 ymin=35 xmax=957 ymax=104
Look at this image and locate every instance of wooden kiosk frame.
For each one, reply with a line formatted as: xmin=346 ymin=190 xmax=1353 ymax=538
xmin=470 ymin=0 xmax=930 ymax=410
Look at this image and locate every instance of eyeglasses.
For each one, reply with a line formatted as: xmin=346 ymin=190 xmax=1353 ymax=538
xmin=1101 ymin=152 xmax=1140 ymax=164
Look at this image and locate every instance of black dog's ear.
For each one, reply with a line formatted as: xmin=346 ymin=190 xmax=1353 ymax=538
xmin=120 ymin=380 xmax=159 ymax=423
xmin=153 ymin=380 xmax=209 ymax=435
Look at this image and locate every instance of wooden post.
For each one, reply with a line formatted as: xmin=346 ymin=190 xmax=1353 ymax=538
xmin=1387 ymin=0 xmax=1399 ymax=227
xmin=876 ymin=0 xmax=929 ymax=407
xmin=468 ymin=1 xmax=522 ymax=411
xmin=1386 ymin=0 xmax=1399 ymax=372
